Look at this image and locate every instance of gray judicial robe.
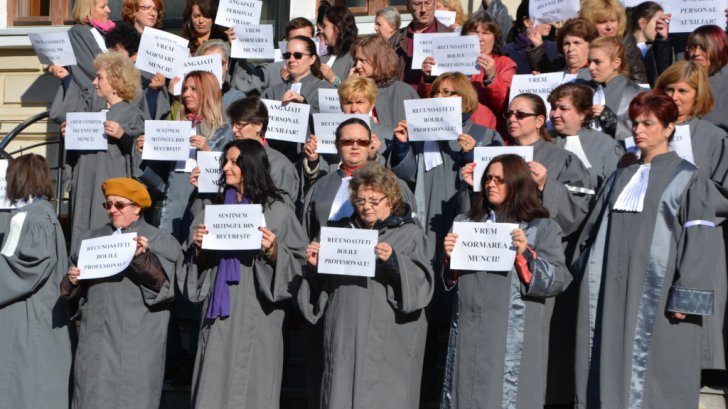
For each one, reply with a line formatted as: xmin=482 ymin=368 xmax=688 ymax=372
xmin=375 ymin=81 xmax=420 ymax=131
xmin=70 ymin=219 xmax=180 ymax=409
xmin=322 ymin=52 xmax=354 ymax=84
xmin=0 ymin=199 xmax=73 ymax=409
xmin=443 ymin=216 xmax=570 ymax=409
xmin=585 ymin=75 xmax=642 ymax=141
xmin=262 ymin=73 xmax=325 ymax=113
xmin=704 ymin=65 xmax=728 ymax=133
xmin=555 ymin=128 xmax=624 ymax=193
xmin=571 ymin=152 xmax=718 ymax=409
xmin=181 ymin=197 xmax=307 ymax=409
xmin=230 ymin=60 xmax=284 ymax=95
xmin=265 ymin=144 xmax=300 ymax=204
xmin=68 ymin=101 xmax=146 ymax=251
xmin=67 ymin=24 xmax=105 ymax=89
xmin=297 ymin=213 xmax=434 ymax=409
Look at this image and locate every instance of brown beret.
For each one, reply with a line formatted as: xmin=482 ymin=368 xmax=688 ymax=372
xmin=102 ymin=178 xmax=152 ymax=209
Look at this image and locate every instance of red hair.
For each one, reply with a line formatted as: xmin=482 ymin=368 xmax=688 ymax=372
xmin=628 ymin=91 xmax=678 ymax=128
xmin=686 ymin=25 xmax=728 ymax=75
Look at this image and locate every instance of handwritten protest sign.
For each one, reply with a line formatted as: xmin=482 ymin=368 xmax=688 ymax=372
xmin=215 ymin=0 xmax=262 ymax=27
xmin=431 ymin=35 xmax=480 ymax=76
xmin=142 ymin=120 xmax=192 ymax=161
xmin=29 ymin=32 xmax=77 ymax=66
xmin=197 ymin=151 xmax=222 ymax=193
xmin=172 ymin=54 xmax=223 ymax=95
xmin=472 ymin=146 xmax=534 ymax=192
xmin=65 ymin=112 xmax=107 ymax=151
xmin=202 ymin=204 xmax=263 ymax=250
xmin=135 ymin=27 xmax=189 ymax=78
xmin=450 ymin=222 xmax=518 ymax=271
xmin=404 ymin=97 xmax=462 ymax=141
xmin=313 ymin=113 xmax=370 ymax=154
xmin=261 ymin=99 xmax=311 ymax=143
xmin=77 ymin=233 xmax=138 ymax=280
xmin=231 ymin=25 xmax=275 ymax=59
xmin=318 ymin=227 xmax=378 ymax=277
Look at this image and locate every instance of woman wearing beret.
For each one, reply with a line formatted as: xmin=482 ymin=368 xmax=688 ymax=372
xmin=65 ymin=177 xmax=181 ymax=409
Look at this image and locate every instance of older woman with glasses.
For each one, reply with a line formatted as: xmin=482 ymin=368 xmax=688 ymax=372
xmin=65 ymin=177 xmax=180 ymax=409
xmin=299 ymin=161 xmax=433 ymax=409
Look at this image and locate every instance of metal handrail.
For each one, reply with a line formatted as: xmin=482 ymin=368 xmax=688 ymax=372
xmin=0 ymin=111 xmax=50 ymax=150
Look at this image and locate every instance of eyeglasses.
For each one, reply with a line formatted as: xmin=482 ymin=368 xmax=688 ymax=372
xmin=503 ymin=110 xmax=540 ymax=120
xmin=102 ymin=201 xmax=136 ymax=210
xmin=338 ymin=139 xmax=371 ymax=147
xmin=411 ymin=0 xmax=435 ymax=9
xmin=283 ymin=52 xmax=310 ymax=60
xmin=352 ymin=196 xmax=387 ymax=207
xmin=138 ymin=5 xmax=159 ymax=12
xmin=484 ymin=175 xmax=506 ymax=185
xmin=433 ymin=89 xmax=458 ymax=97
xmin=231 ymin=120 xmax=250 ymax=130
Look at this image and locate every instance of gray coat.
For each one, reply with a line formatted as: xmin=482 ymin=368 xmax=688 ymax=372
xmin=70 ymin=219 xmax=180 ymax=409
xmin=67 ymin=24 xmax=104 ymax=90
xmin=554 ymin=128 xmax=624 ymax=194
xmin=230 ymin=60 xmax=284 ymax=95
xmin=322 ymin=52 xmax=354 ymax=85
xmin=703 ymin=65 xmax=728 ymax=133
xmin=181 ymin=197 xmax=307 ymax=409
xmin=0 ymin=200 xmax=74 ymax=409
xmin=265 ymin=145 xmax=300 ymax=205
xmin=297 ymin=213 xmax=434 ymax=409
xmin=583 ymin=74 xmax=642 ymax=141
xmin=375 ymin=81 xmax=420 ymax=131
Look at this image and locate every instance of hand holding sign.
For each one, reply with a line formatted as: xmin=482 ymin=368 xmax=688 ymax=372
xmin=317 ymin=227 xmax=378 ymax=277
xmin=76 ymin=233 xmax=138 ymax=280
xmin=450 ymin=222 xmax=518 ymax=271
xmin=404 ymin=98 xmax=462 ymax=141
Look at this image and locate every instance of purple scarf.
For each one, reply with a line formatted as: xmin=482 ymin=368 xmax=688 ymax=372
xmin=206 ymin=188 xmax=248 ymax=320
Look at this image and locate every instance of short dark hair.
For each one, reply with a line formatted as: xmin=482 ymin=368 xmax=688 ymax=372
xmin=105 ymin=22 xmax=141 ymax=57
xmin=628 ymin=90 xmax=678 ymax=130
xmin=285 ymin=17 xmax=315 ymax=39
xmin=334 ymin=118 xmax=371 ymax=145
xmin=461 ymin=11 xmax=504 ymax=55
xmin=5 ymin=154 xmax=53 ymax=203
xmin=556 ymin=18 xmax=599 ymax=51
xmin=227 ymin=96 xmax=269 ymax=136
xmin=548 ymin=82 xmax=595 ymax=122
xmin=218 ymin=139 xmax=282 ymax=205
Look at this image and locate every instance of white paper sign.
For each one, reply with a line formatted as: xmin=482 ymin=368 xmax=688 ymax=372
xmin=142 ymin=120 xmax=192 ymax=161
xmin=412 ymin=32 xmax=460 ymax=70
xmin=197 ymin=151 xmax=222 ymax=193
xmin=664 ymin=0 xmax=727 ymax=33
xmin=318 ymin=227 xmax=378 ymax=277
xmin=431 ymin=35 xmax=480 ymax=76
xmin=215 ymin=0 xmax=262 ymax=27
xmin=29 ymin=32 xmax=77 ymax=66
xmin=65 ymin=112 xmax=107 ymax=151
xmin=529 ymin=0 xmax=580 ymax=24
xmin=434 ymin=10 xmax=457 ymax=27
xmin=135 ymin=27 xmax=189 ymax=78
xmin=472 ymin=146 xmax=534 ymax=192
xmin=172 ymin=54 xmax=223 ymax=96
xmin=202 ymin=204 xmax=263 ymax=250
xmin=404 ymin=97 xmax=462 ymax=141
xmin=261 ymin=99 xmax=311 ymax=143
xmin=77 ymin=232 xmax=138 ymax=280
xmin=450 ymin=222 xmax=518 ymax=271
xmin=669 ymin=124 xmax=695 ymax=165
xmin=313 ymin=113 xmax=370 ymax=154
xmin=318 ymin=88 xmax=343 ymax=113
xmin=0 ymin=160 xmax=12 ymax=209
xmin=231 ymin=25 xmax=275 ymax=59
xmin=510 ymin=72 xmax=575 ymax=123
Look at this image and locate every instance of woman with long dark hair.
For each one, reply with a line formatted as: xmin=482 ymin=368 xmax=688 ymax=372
xmin=317 ymin=3 xmax=358 ymax=87
xmin=181 ymin=0 xmax=226 ymax=54
xmin=181 ymin=139 xmax=306 ymax=409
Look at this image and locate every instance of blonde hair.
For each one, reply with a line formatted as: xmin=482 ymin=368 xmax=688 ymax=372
xmin=579 ymin=0 xmax=626 ymax=37
xmin=180 ymin=71 xmax=224 ymax=138
xmin=93 ymin=51 xmax=141 ymax=101
xmin=590 ymin=36 xmax=629 ymax=75
xmin=437 ymin=0 xmax=467 ymax=26
xmin=72 ymin=0 xmax=99 ymax=23
xmin=654 ymin=60 xmax=715 ymax=118
xmin=338 ymin=76 xmax=378 ymax=105
xmin=430 ymin=72 xmax=478 ymax=114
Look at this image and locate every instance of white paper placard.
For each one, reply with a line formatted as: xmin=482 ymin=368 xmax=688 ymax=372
xmin=317 ymin=227 xmax=378 ymax=277
xmin=142 ymin=120 xmax=192 ymax=161
xmin=669 ymin=124 xmax=695 ymax=165
xmin=450 ymin=222 xmax=518 ymax=271
xmin=412 ymin=32 xmax=460 ymax=70
xmin=431 ymin=35 xmax=480 ymax=76
xmin=172 ymin=54 xmax=223 ymax=96
xmin=202 ymin=204 xmax=263 ymax=250
xmin=404 ymin=97 xmax=462 ymax=141
xmin=135 ymin=27 xmax=189 ymax=78
xmin=0 ymin=160 xmax=12 ymax=209
xmin=318 ymin=88 xmax=343 ymax=113
xmin=29 ymin=32 xmax=77 ymax=66
xmin=231 ymin=25 xmax=275 ymax=59
xmin=434 ymin=10 xmax=457 ymax=27
xmin=664 ymin=0 xmax=727 ymax=33
xmin=529 ymin=0 xmax=580 ymax=24
xmin=261 ymin=99 xmax=311 ymax=143
xmin=77 ymin=232 xmax=138 ymax=280
xmin=313 ymin=113 xmax=370 ymax=154
xmin=197 ymin=151 xmax=222 ymax=193
xmin=215 ymin=0 xmax=262 ymax=27
xmin=65 ymin=112 xmax=107 ymax=151
xmin=472 ymin=146 xmax=534 ymax=192
xmin=510 ymin=72 xmax=575 ymax=124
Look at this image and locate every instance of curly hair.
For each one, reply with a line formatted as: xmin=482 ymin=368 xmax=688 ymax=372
xmin=324 ymin=5 xmax=359 ymax=57
xmin=121 ymin=0 xmax=164 ymax=28
xmin=349 ymin=162 xmax=406 ymax=218
xmin=654 ymin=60 xmax=714 ymax=118
xmin=461 ymin=10 xmax=504 ymax=55
xmin=93 ymin=51 xmax=141 ymax=101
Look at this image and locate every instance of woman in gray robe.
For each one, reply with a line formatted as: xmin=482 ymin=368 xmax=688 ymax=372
xmin=65 ymin=178 xmax=180 ymax=409
xmin=181 ymin=139 xmax=306 ymax=409
xmin=571 ymin=91 xmax=718 ymax=409
xmin=299 ymin=162 xmax=434 ymax=409
xmin=0 ymin=154 xmax=73 ymax=409
xmin=441 ymin=154 xmax=570 ymax=409
xmin=684 ymin=25 xmax=728 ymax=133
xmin=317 ymin=4 xmax=357 ymax=87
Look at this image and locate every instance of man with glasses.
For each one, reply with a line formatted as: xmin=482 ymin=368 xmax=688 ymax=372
xmin=389 ymin=0 xmax=454 ymax=88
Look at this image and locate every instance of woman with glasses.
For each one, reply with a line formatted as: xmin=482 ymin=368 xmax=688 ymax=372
xmin=571 ymin=91 xmax=719 ymax=409
xmin=299 ymin=161 xmax=433 ymax=409
xmin=441 ymin=154 xmax=569 ymax=409
xmin=0 ymin=154 xmax=73 ymax=409
xmin=65 ymin=177 xmax=180 ymax=409
xmin=685 ymin=25 xmax=728 ymax=132
xmin=504 ymin=93 xmax=592 ymax=236
xmin=182 ymin=139 xmax=306 ymax=409
xmin=121 ymin=0 xmax=163 ymax=32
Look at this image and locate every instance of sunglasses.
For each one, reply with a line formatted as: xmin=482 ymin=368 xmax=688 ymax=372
xmin=283 ymin=52 xmax=310 ymax=60
xmin=102 ymin=201 xmax=136 ymax=210
xmin=338 ymin=139 xmax=371 ymax=147
xmin=503 ymin=110 xmax=540 ymax=120
xmin=484 ymin=175 xmax=506 ymax=185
